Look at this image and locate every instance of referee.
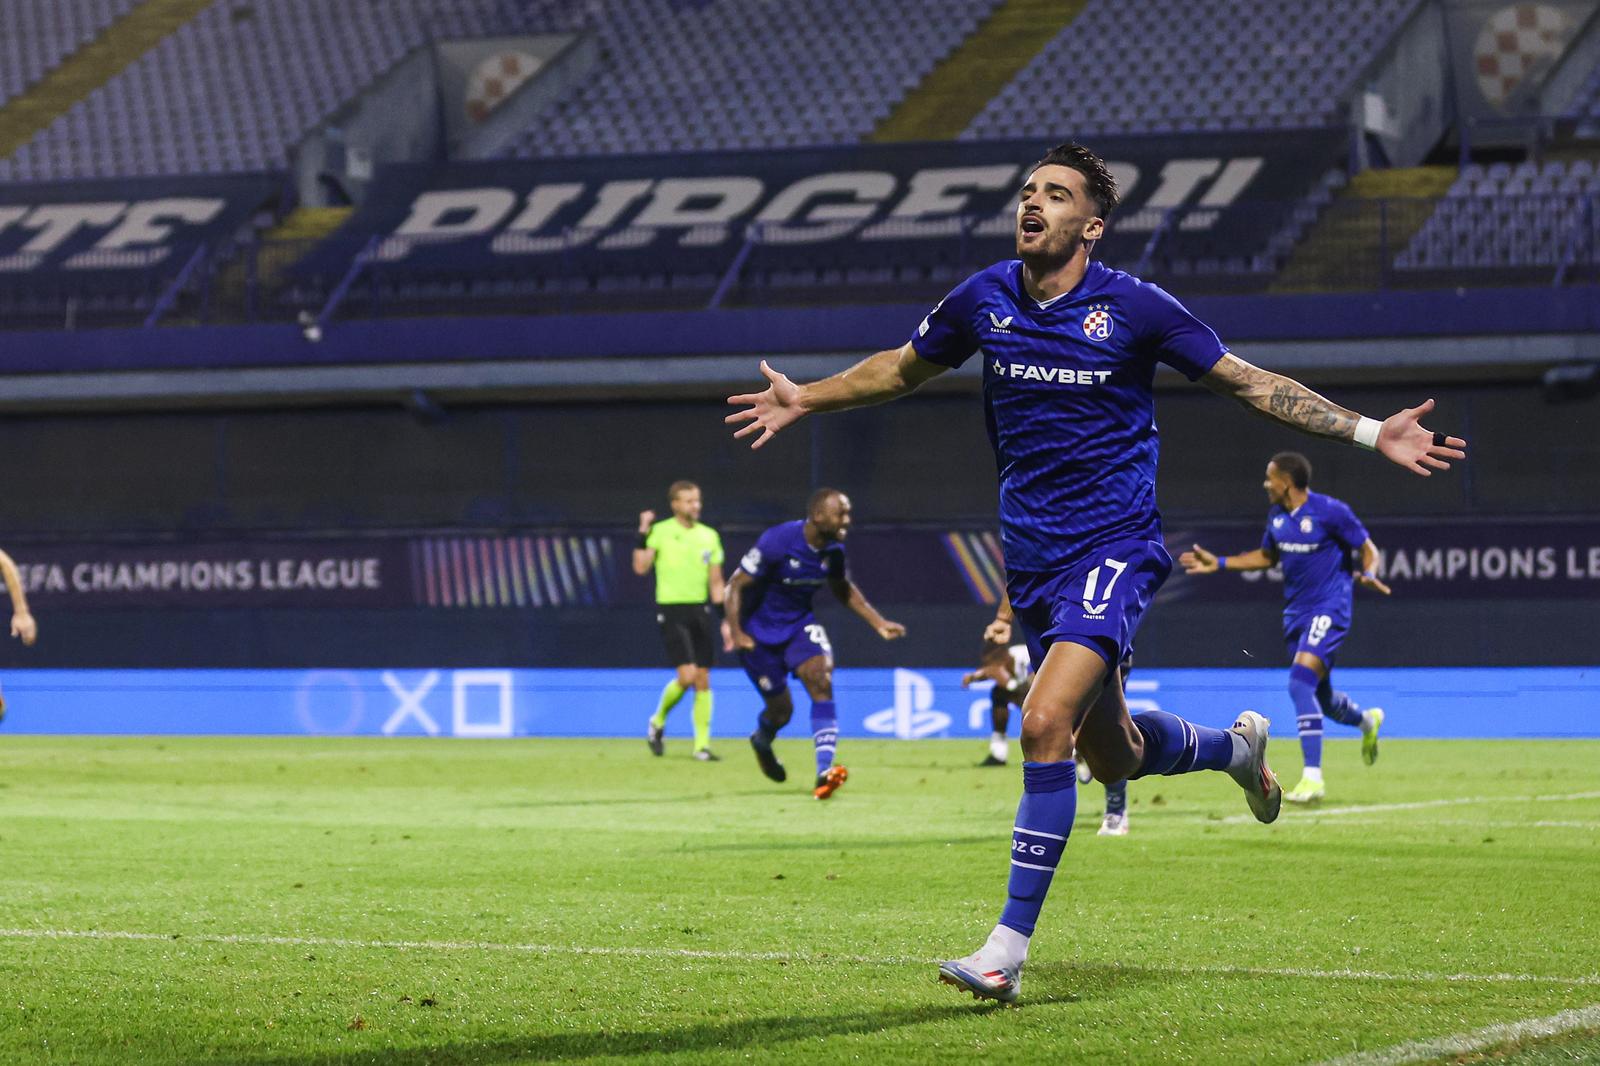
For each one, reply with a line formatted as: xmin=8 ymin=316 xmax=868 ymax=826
xmin=633 ymin=480 xmax=729 ymax=760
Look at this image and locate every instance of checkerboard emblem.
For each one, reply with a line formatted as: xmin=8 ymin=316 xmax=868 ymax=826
xmin=1472 ymin=3 xmax=1573 ymax=108
xmin=1082 ymin=308 xmax=1113 ymax=341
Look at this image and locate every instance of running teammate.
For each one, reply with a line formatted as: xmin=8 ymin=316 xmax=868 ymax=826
xmin=723 ymin=488 xmax=905 ymax=799
xmin=965 ymin=598 xmax=1133 ymax=836
xmin=634 ymin=481 xmax=729 ymax=761
xmin=0 ymin=546 xmax=38 ymax=724
xmin=1179 ymin=451 xmax=1390 ymax=803
xmin=726 ymin=142 xmax=1465 ymax=1002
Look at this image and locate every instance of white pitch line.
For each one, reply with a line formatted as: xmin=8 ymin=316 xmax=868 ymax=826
xmin=1221 ymin=789 xmax=1600 ymax=825
xmin=1313 ymin=1002 xmax=1600 ymax=1065
xmin=3 ymin=928 xmax=1599 ymax=990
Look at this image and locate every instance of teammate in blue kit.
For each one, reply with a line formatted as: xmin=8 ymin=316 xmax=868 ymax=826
xmin=726 ymin=142 xmax=1465 ymax=1002
xmin=1180 ymin=452 xmax=1391 ymax=803
xmin=723 ymin=489 xmax=906 ymax=800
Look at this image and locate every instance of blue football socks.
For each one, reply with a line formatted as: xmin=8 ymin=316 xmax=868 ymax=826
xmin=1129 ymin=711 xmax=1235 ymax=776
xmin=810 ymin=700 xmax=838 ymax=775
xmin=1289 ymin=663 xmax=1324 ymax=769
xmin=999 ymin=760 xmax=1077 ymax=937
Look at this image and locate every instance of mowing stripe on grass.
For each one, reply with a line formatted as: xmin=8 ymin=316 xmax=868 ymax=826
xmin=1221 ymin=790 xmax=1600 ymax=825
xmin=4 ymin=928 xmax=1599 ymax=990
xmin=1313 ymin=1002 xmax=1600 ymax=1065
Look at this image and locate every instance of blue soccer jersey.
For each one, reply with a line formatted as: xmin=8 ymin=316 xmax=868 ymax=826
xmin=911 ymin=259 xmax=1228 ymax=571
xmin=1261 ymin=491 xmax=1370 ymax=622
xmin=737 ymin=519 xmax=846 ymax=645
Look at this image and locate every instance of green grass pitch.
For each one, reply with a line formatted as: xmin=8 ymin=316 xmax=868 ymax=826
xmin=1 ymin=735 xmax=1597 ymax=1064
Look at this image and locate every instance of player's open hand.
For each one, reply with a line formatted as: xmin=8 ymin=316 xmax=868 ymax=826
xmin=1355 ymin=571 xmax=1393 ymax=596
xmin=1377 ymin=399 xmax=1467 ymax=477
xmin=731 ymin=630 xmax=756 ymax=651
xmin=11 ymin=611 xmax=36 ymax=646
xmin=638 ymin=510 xmax=655 ymax=534
xmin=876 ymin=621 xmax=907 ymax=641
xmin=726 ymin=361 xmax=805 ymax=449
xmin=982 ymin=617 xmax=1012 ymax=644
xmin=1179 ymin=544 xmax=1219 ymax=574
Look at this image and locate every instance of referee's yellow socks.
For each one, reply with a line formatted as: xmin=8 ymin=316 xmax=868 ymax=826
xmin=692 ymin=690 xmax=714 ymax=752
xmin=651 ymin=680 xmax=687 ymax=729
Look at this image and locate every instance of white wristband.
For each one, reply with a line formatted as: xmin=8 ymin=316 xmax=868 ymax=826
xmin=1353 ymin=416 xmax=1381 ymax=451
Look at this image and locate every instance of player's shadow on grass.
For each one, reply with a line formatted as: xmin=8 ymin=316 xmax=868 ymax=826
xmin=239 ymin=1002 xmax=986 ymax=1064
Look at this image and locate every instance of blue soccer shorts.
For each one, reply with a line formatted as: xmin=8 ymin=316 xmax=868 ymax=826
xmin=1007 ymin=537 xmax=1172 ymax=672
xmin=738 ymin=623 xmax=832 ymax=696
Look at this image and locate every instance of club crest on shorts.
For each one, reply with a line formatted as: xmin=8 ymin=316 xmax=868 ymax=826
xmin=1082 ymin=305 xmax=1114 ymax=341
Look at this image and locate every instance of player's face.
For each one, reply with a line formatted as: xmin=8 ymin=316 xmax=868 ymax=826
xmin=671 ymin=488 xmax=702 ymax=522
xmin=814 ymin=494 xmax=852 ymax=541
xmin=1015 ymin=165 xmax=1104 ymax=262
xmin=1263 ymin=463 xmax=1294 ymax=507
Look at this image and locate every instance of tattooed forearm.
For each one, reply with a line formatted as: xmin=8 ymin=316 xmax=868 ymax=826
xmin=1201 ymin=354 xmax=1360 ymax=443
xmin=1263 ymin=381 xmax=1358 ymax=437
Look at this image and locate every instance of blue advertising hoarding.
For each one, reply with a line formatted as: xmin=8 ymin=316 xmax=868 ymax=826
xmin=3 ymin=666 xmax=1594 ymax=739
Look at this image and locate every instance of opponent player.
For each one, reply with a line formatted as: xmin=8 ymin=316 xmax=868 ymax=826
xmin=633 ymin=481 xmax=729 ymax=761
xmin=1179 ymin=452 xmax=1390 ymax=803
xmin=0 ymin=546 xmax=39 ymax=724
xmin=726 ymin=142 xmax=1465 ymax=1002
xmin=964 ymin=599 xmax=1133 ymax=836
xmin=723 ymin=488 xmax=905 ymax=799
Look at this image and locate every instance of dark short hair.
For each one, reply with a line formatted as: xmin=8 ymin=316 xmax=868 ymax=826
xmin=1270 ymin=452 xmax=1312 ymax=490
xmin=1028 ymin=143 xmax=1120 ymax=217
xmin=668 ymin=480 xmax=699 ymax=499
xmin=807 ymin=487 xmax=843 ymax=517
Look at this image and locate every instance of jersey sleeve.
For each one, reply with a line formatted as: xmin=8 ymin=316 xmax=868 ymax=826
xmin=1134 ymin=281 xmax=1229 ymax=381
xmin=739 ymin=530 xmax=776 ymax=579
xmin=1259 ymin=520 xmax=1278 ymax=556
xmin=1328 ymin=501 xmax=1370 ymax=554
xmin=909 ymin=270 xmax=986 ymax=369
xmin=707 ymin=529 xmax=725 ymax=567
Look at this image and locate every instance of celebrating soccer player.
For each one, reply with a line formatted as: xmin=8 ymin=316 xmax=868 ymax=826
xmin=726 ymin=142 xmax=1466 ymax=1002
xmin=633 ymin=481 xmax=731 ymax=761
xmin=1179 ymin=452 xmax=1391 ymax=803
xmin=723 ymin=488 xmax=905 ymax=800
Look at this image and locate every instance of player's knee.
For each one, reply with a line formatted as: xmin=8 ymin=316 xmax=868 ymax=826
xmin=1018 ymin=707 xmax=1070 ymax=754
xmin=693 ymin=668 xmax=711 ymax=691
xmin=798 ymin=667 xmax=832 ymax=700
xmin=675 ymin=664 xmax=697 ymax=688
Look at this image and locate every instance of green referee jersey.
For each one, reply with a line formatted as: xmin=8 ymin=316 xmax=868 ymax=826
xmin=645 ymin=519 xmax=724 ymax=604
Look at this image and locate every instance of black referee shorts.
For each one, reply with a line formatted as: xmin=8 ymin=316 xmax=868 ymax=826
xmin=656 ymin=603 xmax=716 ymax=668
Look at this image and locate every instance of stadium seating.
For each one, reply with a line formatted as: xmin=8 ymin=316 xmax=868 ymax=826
xmin=1566 ymin=60 xmax=1600 ymax=138
xmin=1396 ymin=159 xmax=1600 ymax=271
xmin=505 ymin=0 xmax=1005 ymax=158
xmin=0 ymin=0 xmax=553 ymax=180
xmin=0 ymin=0 xmax=143 ymax=107
xmin=961 ymin=0 xmax=1419 ymax=139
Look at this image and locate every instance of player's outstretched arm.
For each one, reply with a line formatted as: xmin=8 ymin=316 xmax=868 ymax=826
xmin=1179 ymin=544 xmax=1275 ymax=574
xmin=725 ymin=343 xmax=948 ymax=449
xmin=830 ymin=577 xmax=905 ymax=641
xmin=0 ymin=549 xmax=37 ymax=646
xmin=1201 ymin=354 xmax=1467 ymax=476
xmin=1355 ymin=538 xmax=1392 ymax=595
